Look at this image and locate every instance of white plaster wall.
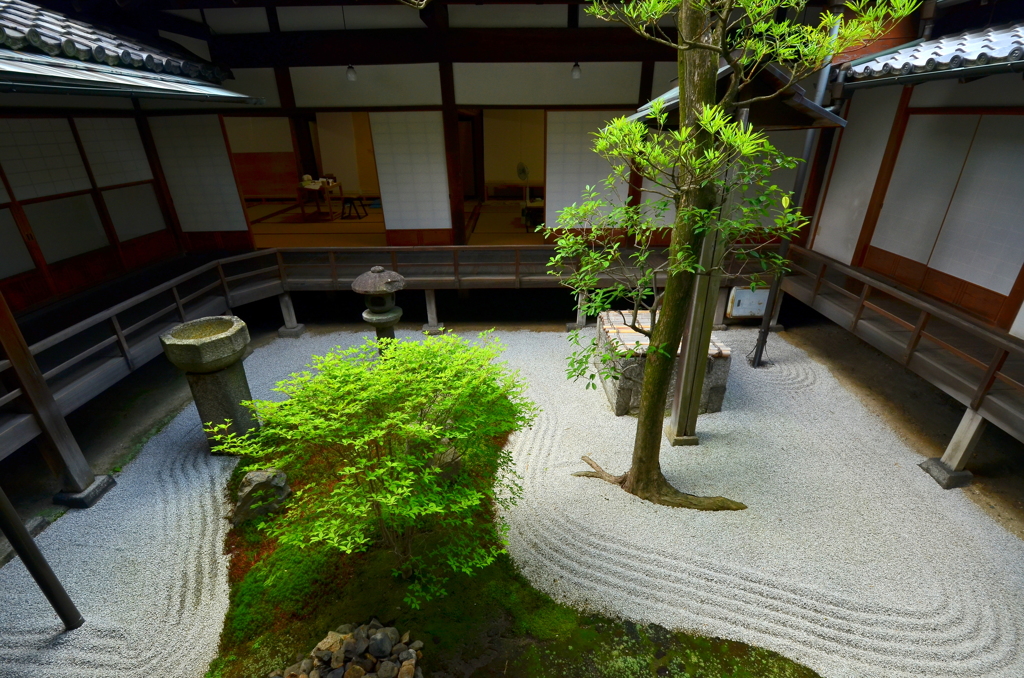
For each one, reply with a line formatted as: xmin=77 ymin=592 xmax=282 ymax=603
xmin=278 ymin=5 xmax=425 ymax=30
xmin=149 ymin=115 xmax=248 ymax=233
xmin=316 ymin=113 xmax=362 ymax=194
xmin=811 ymin=86 xmax=903 ymax=264
xmin=928 ymin=115 xmax=1024 ymax=295
xmin=157 ymin=30 xmax=211 ymax=61
xmin=454 ymin=62 xmax=641 ymax=106
xmin=870 ymin=114 xmax=978 ymax=263
xmin=204 ymin=8 xmax=269 ymax=34
xmin=1011 ymin=307 xmax=1024 ymax=340
xmin=291 ymin=64 xmax=442 ymax=107
xmin=651 ymin=62 xmax=678 ymax=98
xmin=74 ymin=117 xmax=153 ymax=187
xmin=369 ymin=111 xmax=451 ymax=231
xmin=222 ymin=117 xmax=293 ymax=153
xmin=545 ymin=110 xmax=632 ymax=228
xmin=0 ymin=208 xmax=35 ymax=279
xmin=0 ymin=118 xmax=91 ymax=200
xmin=910 ymin=73 xmax=1024 ymax=107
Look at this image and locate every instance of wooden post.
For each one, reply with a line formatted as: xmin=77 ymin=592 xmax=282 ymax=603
xmin=277 ymin=292 xmax=306 ymax=338
xmin=941 ymin=408 xmax=987 ymax=471
xmin=0 ymin=292 xmax=94 ymax=494
xmin=423 ymin=289 xmax=443 ymax=335
xmin=665 ymin=228 xmax=725 ymax=445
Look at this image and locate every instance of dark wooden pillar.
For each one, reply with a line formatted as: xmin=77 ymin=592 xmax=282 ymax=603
xmin=0 ymin=292 xmax=94 ymax=493
xmin=275 ymin=67 xmax=319 ymax=178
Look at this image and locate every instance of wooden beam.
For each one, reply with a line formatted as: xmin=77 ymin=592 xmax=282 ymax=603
xmin=209 ymin=27 xmax=673 ymax=68
xmin=439 ymin=60 xmax=466 ymax=245
xmin=852 ymin=85 xmax=914 ymax=267
xmin=274 ymin=67 xmax=319 ymax=177
xmin=0 ymin=292 xmax=94 ymax=493
xmin=626 ymin=60 xmax=656 ymax=210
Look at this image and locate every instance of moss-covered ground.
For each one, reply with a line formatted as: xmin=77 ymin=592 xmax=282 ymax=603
xmin=207 ymin=520 xmax=821 ymax=678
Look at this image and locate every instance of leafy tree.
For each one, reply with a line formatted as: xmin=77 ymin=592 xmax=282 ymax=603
xmin=210 ymin=333 xmax=538 ymax=607
xmin=539 ymin=0 xmax=916 ymax=510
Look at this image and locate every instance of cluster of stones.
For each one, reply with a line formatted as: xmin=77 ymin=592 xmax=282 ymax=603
xmin=273 ymin=620 xmax=424 ymax=678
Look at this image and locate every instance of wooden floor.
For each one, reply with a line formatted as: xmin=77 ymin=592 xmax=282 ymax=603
xmin=246 ymin=200 xmax=551 ymax=248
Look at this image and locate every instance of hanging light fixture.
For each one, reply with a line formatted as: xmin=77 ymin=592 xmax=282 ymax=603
xmin=347 ymin=64 xmax=357 ymax=81
xmin=571 ymin=62 xmax=582 ymax=79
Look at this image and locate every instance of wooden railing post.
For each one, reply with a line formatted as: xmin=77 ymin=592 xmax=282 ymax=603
xmin=903 ymin=310 xmax=929 ymax=365
xmin=171 ymin=286 xmax=187 ymax=322
xmin=849 ymin=284 xmax=871 ymax=332
xmin=810 ymin=263 xmax=827 ymax=304
xmin=971 ymin=348 xmax=1010 ymax=411
xmin=0 ymin=292 xmax=108 ymax=503
xmin=216 ymin=263 xmax=233 ymax=314
xmin=110 ymin=315 xmax=135 ymax=372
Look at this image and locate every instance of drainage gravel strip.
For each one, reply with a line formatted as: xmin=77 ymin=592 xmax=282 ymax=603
xmin=0 ymin=328 xmax=1021 ymax=678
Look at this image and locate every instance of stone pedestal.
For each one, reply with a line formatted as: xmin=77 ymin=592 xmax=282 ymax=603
xmin=161 ymin=316 xmax=257 ymax=448
xmin=595 ymin=311 xmax=731 ymax=417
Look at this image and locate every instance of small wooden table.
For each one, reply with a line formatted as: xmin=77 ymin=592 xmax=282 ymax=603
xmin=298 ymin=180 xmax=337 ymax=221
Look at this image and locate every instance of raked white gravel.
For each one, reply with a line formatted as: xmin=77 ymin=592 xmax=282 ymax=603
xmin=1 ymin=327 xmax=1021 ymax=678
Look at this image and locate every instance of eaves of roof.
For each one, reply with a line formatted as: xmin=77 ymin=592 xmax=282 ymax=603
xmin=845 ymin=20 xmax=1024 ymax=90
xmin=0 ymin=48 xmax=259 ymax=103
xmin=0 ymin=0 xmax=227 ymax=84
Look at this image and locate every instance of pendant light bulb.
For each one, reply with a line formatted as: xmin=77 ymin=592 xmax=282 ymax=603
xmin=571 ymin=62 xmax=582 ymax=79
xmin=347 ymin=64 xmax=357 ymax=82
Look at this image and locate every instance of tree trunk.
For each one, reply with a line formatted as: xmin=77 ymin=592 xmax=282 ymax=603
xmin=577 ymin=2 xmax=744 ymax=511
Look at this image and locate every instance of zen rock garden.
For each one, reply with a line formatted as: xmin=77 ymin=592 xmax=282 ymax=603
xmin=273 ymin=621 xmax=424 ymax=678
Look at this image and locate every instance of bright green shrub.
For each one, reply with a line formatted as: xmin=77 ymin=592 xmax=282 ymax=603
xmin=211 ymin=332 xmax=537 ymax=606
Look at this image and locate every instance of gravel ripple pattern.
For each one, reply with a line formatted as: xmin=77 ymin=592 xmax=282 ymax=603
xmin=500 ymin=328 xmax=1024 ymax=678
xmin=2 ymin=328 xmax=1022 ymax=678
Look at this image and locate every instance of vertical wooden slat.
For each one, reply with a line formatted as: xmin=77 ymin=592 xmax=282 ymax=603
xmin=217 ymin=263 xmax=233 ymax=313
xmin=971 ymin=348 xmax=1010 ymax=411
xmin=171 ymin=286 xmax=187 ymax=321
xmin=849 ymin=284 xmax=871 ymax=332
xmin=852 ymin=85 xmax=914 ymax=267
xmin=810 ymin=263 xmax=827 ymax=303
xmin=110 ymin=315 xmax=135 ymax=371
xmin=903 ymin=310 xmax=929 ymax=365
xmin=68 ymin=117 xmax=126 ymax=270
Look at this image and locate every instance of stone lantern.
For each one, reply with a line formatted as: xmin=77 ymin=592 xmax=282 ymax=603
xmin=352 ymin=266 xmax=406 ymax=340
xmin=160 ymin=316 xmax=257 ymax=448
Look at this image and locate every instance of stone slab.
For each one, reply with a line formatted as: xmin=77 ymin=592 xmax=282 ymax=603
xmin=278 ymin=323 xmax=307 ymax=338
xmin=919 ymin=457 xmax=973 ymax=489
xmin=53 ymin=474 xmax=116 ymax=509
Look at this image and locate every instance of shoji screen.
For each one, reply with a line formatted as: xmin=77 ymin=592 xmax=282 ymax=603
xmin=149 ymin=115 xmax=248 ymax=232
xmin=811 ymin=87 xmax=903 ymax=264
xmin=928 ymin=116 xmax=1024 ymax=295
xmin=73 ymin=117 xmax=153 ymax=187
xmin=0 ymin=118 xmax=91 ymax=200
xmin=369 ymin=111 xmax=451 ymax=231
xmin=545 ymin=110 xmax=632 ymax=228
xmin=0 ymin=209 xmax=34 ymax=279
xmin=870 ymin=115 xmax=978 ymax=264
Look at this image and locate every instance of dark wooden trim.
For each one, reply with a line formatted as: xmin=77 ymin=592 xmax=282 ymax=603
xmin=568 ymin=4 xmax=580 ymax=28
xmin=908 ymin=106 xmax=1024 ymax=116
xmin=275 ymin=66 xmax=319 ymax=177
xmin=210 ymin=27 xmax=673 ymax=68
xmin=217 ymin=114 xmax=257 ymax=250
xmin=134 ymin=107 xmax=186 ymax=254
xmin=998 ymin=262 xmax=1024 ymax=330
xmin=808 ymin=100 xmax=848 ymax=251
xmin=626 ymin=60 xmax=657 ymax=210
xmin=852 ymin=85 xmax=914 ymax=267
xmin=439 ymin=61 xmax=466 ymax=245
xmin=17 ymin=188 xmax=94 ymax=207
xmin=0 ymin=161 xmax=53 ymax=293
xmin=795 ymin=127 xmax=834 ymax=247
xmin=67 ymin=117 xmax=126 ymax=270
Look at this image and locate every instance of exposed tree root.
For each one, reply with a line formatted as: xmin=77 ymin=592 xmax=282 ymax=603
xmin=573 ymin=455 xmax=746 ymax=511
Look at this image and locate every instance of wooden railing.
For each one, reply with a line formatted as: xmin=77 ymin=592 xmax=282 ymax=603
xmin=786 ymin=245 xmax=1024 ymax=413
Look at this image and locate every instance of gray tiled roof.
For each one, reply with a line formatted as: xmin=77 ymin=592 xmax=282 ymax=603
xmin=850 ymin=21 xmax=1024 ymax=80
xmin=0 ymin=0 xmax=225 ymax=83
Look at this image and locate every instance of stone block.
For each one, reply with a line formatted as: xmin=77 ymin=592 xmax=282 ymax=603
xmin=920 ymin=457 xmax=973 ymax=489
xmin=53 ymin=474 xmax=116 ymax=508
xmin=233 ymin=469 xmax=291 ymax=525
xmin=595 ymin=311 xmax=730 ymax=417
xmin=278 ymin=323 xmax=307 ymax=338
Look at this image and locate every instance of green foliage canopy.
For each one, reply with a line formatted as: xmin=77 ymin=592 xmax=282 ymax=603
xmin=211 ymin=333 xmax=538 ymax=606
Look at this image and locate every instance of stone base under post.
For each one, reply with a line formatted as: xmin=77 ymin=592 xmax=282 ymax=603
xmin=187 ymin=360 xmax=257 ymax=449
xmin=422 ymin=289 xmax=444 ymax=335
xmin=278 ymin=323 xmax=306 ymax=338
xmin=921 ymin=407 xmax=987 ymax=489
xmin=53 ymin=474 xmax=116 ymax=508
